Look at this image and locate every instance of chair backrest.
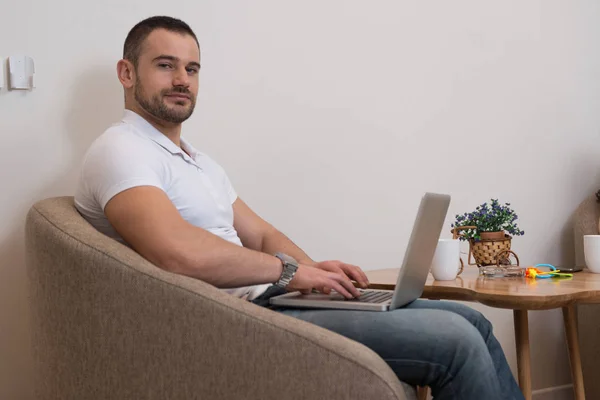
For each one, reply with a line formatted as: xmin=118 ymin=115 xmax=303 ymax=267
xmin=574 ymin=194 xmax=600 ymax=400
xmin=25 ymin=196 xmax=407 ymax=400
xmin=573 ymin=194 xmax=600 ymax=268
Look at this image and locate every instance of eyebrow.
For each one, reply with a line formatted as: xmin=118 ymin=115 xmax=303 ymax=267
xmin=152 ymin=55 xmax=201 ymax=69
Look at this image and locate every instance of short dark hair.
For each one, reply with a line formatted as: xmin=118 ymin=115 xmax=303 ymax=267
xmin=123 ymin=16 xmax=199 ymax=67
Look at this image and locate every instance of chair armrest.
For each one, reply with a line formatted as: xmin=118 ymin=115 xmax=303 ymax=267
xmin=26 ymin=200 xmax=410 ymax=400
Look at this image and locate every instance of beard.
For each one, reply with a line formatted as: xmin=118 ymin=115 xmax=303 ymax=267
xmin=134 ymin=78 xmax=196 ymax=124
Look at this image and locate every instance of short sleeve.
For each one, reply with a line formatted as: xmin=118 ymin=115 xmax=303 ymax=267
xmin=82 ymin=131 xmax=165 ymax=210
xmin=223 ymin=170 xmax=238 ymax=204
xmin=199 ymin=154 xmax=238 ymax=204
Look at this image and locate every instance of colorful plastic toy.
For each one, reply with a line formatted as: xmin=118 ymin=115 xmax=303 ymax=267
xmin=525 ymin=264 xmax=573 ymax=279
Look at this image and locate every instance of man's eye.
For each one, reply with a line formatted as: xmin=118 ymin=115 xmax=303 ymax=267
xmin=158 ymin=63 xmax=173 ymax=69
xmin=186 ymin=67 xmax=199 ymax=75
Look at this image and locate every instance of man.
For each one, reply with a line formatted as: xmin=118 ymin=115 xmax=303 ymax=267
xmin=75 ymin=16 xmax=524 ymax=400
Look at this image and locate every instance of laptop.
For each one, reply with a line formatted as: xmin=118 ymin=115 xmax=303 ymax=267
xmin=269 ymin=192 xmax=451 ymax=311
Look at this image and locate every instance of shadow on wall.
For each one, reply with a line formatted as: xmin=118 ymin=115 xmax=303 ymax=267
xmin=0 ymin=59 xmax=8 ymax=97
xmin=60 ymin=66 xmax=123 ymax=193
xmin=540 ymin=154 xmax=600 ymax=269
xmin=0 ymin=66 xmax=123 ymax=400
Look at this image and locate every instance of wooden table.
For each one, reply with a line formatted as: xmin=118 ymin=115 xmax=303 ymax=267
xmin=365 ymin=267 xmax=600 ymax=400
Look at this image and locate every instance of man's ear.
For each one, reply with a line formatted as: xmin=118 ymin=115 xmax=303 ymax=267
xmin=117 ymin=59 xmax=135 ymax=89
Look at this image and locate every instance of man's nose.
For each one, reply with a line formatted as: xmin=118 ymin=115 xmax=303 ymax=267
xmin=172 ymin=66 xmax=190 ymax=87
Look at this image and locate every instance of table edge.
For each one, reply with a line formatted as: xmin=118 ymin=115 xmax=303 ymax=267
xmin=367 ymin=282 xmax=600 ymax=310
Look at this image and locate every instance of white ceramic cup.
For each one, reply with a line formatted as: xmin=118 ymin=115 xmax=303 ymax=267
xmin=584 ymin=235 xmax=600 ymax=273
xmin=431 ymin=239 xmax=462 ymax=280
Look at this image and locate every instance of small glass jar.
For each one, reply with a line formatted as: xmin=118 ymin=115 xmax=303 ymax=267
xmin=478 ymin=265 xmax=525 ymax=278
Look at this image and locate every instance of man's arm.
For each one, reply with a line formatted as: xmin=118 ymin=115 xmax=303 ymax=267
xmin=105 ymin=186 xmax=283 ymax=288
xmin=104 ymin=186 xmax=361 ymax=297
xmin=232 ymin=198 xmax=315 ymax=265
xmin=233 ymin=198 xmax=369 ymax=288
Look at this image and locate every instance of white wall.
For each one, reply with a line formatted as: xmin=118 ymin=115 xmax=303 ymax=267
xmin=1 ymin=1 xmax=599 ymax=398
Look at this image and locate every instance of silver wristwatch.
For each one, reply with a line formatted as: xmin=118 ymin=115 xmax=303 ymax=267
xmin=274 ymin=252 xmax=299 ymax=289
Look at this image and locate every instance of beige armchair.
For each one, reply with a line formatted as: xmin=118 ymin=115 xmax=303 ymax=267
xmin=25 ymin=197 xmax=416 ymax=400
xmin=573 ymin=193 xmax=600 ymax=399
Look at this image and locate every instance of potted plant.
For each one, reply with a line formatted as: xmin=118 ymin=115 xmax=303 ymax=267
xmin=451 ymin=199 xmax=525 ymax=266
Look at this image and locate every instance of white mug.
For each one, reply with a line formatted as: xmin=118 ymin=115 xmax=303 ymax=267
xmin=584 ymin=235 xmax=600 ymax=273
xmin=431 ymin=239 xmax=462 ymax=280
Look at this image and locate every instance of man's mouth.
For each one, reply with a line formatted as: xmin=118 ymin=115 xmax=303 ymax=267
xmin=165 ymin=93 xmax=191 ymax=100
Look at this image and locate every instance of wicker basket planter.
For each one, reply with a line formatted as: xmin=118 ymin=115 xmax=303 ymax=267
xmin=453 ymin=226 xmax=520 ymax=267
xmin=470 ymin=234 xmax=512 ymax=266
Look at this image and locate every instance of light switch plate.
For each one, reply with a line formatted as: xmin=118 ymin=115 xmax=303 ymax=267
xmin=8 ymin=55 xmax=34 ymax=90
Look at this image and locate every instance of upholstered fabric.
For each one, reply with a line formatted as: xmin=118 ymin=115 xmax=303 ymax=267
xmin=573 ymin=194 xmax=600 ymax=268
xmin=25 ymin=196 xmax=415 ymax=400
xmin=573 ymin=194 xmax=600 ymax=399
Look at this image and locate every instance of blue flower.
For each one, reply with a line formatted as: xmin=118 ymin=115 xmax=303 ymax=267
xmin=451 ymin=198 xmax=524 ymax=240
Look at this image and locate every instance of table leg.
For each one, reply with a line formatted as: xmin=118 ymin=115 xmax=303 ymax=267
xmin=514 ymin=310 xmax=532 ymax=400
xmin=562 ymin=305 xmax=585 ymax=400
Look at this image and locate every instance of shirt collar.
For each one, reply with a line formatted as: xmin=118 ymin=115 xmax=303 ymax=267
xmin=181 ymin=137 xmax=202 ymax=161
xmin=122 ymin=109 xmax=200 ymax=166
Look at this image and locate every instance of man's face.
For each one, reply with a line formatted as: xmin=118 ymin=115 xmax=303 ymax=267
xmin=133 ymin=29 xmax=200 ymax=124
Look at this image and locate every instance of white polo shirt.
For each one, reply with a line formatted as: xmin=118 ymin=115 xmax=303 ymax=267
xmin=74 ymin=110 xmax=270 ymax=300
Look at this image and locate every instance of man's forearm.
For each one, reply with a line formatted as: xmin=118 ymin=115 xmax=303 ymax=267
xmin=155 ymin=225 xmax=284 ymax=288
xmin=261 ymin=228 xmax=315 ymax=266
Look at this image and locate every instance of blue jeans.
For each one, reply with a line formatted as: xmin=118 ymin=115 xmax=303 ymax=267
xmin=254 ymin=288 xmax=524 ymax=400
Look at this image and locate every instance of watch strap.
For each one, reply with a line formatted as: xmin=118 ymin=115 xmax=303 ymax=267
xmin=274 ymin=252 xmax=299 ymax=289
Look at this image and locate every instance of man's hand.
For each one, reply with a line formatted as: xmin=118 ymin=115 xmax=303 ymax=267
xmin=287 ymin=263 xmax=365 ymax=299
xmin=312 ymin=260 xmax=370 ymax=289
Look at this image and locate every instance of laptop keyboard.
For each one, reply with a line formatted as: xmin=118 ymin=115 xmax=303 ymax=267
xmin=346 ymin=290 xmax=393 ymax=303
